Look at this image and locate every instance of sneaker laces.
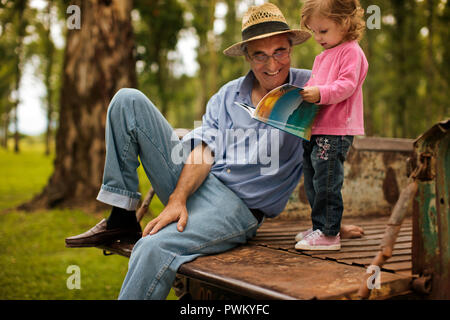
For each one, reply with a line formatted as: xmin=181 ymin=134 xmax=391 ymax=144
xmin=304 ymin=229 xmax=323 ymax=241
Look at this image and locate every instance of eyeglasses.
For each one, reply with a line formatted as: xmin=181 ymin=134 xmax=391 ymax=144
xmin=249 ymin=48 xmax=291 ymax=64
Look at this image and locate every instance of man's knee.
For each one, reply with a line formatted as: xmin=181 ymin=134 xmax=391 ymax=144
xmin=115 ymin=88 xmax=143 ymax=100
xmin=106 ymin=89 xmax=161 ymax=128
xmin=108 ymin=88 xmax=151 ymax=114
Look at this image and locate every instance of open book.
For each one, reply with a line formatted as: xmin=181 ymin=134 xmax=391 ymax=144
xmin=234 ymin=84 xmax=319 ymax=141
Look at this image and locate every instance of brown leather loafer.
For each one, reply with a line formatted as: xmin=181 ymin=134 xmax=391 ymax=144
xmin=65 ymin=219 xmax=142 ymax=248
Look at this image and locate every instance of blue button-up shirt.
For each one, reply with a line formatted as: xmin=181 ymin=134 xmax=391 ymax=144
xmin=182 ymin=68 xmax=311 ymax=217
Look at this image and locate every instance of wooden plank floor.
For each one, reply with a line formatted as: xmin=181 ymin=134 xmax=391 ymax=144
xmin=249 ymin=216 xmax=413 ymax=275
xmin=177 ymin=216 xmax=414 ymax=299
xmin=178 ymin=244 xmax=412 ymax=300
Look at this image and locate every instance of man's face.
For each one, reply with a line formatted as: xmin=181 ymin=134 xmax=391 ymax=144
xmin=245 ymin=34 xmax=291 ymax=93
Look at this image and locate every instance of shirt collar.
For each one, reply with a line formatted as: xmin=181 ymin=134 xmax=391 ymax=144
xmin=237 ymin=69 xmax=294 ymax=105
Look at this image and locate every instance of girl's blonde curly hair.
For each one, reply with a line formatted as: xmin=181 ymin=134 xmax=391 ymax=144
xmin=301 ymin=0 xmax=365 ymax=41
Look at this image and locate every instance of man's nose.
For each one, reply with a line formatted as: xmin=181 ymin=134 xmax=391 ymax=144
xmin=265 ymin=55 xmax=279 ymax=69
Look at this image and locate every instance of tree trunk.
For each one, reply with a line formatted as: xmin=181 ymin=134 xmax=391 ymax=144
xmin=21 ymin=0 xmax=137 ymax=211
xmin=13 ymin=3 xmax=26 ymax=154
xmin=44 ymin=0 xmax=55 ymax=156
xmin=192 ymin=0 xmax=217 ymax=119
xmin=391 ymin=0 xmax=407 ymax=138
xmin=2 ymin=113 xmax=9 ymax=148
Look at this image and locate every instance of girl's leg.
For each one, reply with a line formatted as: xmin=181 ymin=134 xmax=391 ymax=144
xmin=310 ymin=135 xmax=353 ymax=236
xmin=302 ymin=138 xmax=316 ymax=208
xmin=294 ymin=140 xmax=315 ymax=241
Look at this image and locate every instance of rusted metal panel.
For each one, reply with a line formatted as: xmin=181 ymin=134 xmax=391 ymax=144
xmin=412 ymin=120 xmax=450 ymax=299
xmin=177 ymin=244 xmax=412 ymax=300
xmin=174 ymin=216 xmax=414 ymax=300
xmin=283 ymin=137 xmax=414 ymax=220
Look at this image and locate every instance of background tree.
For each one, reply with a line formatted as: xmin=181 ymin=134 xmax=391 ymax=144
xmin=0 ymin=16 xmax=16 ymax=148
xmin=217 ymin=0 xmax=248 ymax=88
xmin=134 ymin=0 xmax=184 ymax=118
xmin=25 ymin=0 xmax=63 ymax=155
xmin=0 ymin=0 xmax=31 ymax=153
xmin=188 ymin=0 xmax=219 ymax=118
xmin=22 ymin=0 xmax=137 ymax=210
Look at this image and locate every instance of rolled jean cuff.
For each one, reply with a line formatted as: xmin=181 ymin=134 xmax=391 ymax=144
xmin=97 ymin=186 xmax=141 ymax=210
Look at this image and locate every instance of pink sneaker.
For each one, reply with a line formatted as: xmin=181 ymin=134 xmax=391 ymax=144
xmin=294 ymin=228 xmax=313 ymax=242
xmin=295 ymin=229 xmax=341 ymax=251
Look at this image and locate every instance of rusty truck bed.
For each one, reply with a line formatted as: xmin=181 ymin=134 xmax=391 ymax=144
xmin=174 ymin=216 xmax=414 ymax=300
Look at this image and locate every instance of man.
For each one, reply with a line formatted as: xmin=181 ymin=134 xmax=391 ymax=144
xmin=66 ymin=3 xmax=363 ymax=299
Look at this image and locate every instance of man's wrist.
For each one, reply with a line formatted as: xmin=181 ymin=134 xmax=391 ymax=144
xmin=169 ymin=192 xmax=188 ymax=204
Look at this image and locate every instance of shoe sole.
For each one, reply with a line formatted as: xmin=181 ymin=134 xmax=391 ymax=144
xmin=65 ymin=232 xmax=142 ymax=248
xmin=65 ymin=241 xmax=110 ymax=248
xmin=294 ymin=243 xmax=341 ymax=251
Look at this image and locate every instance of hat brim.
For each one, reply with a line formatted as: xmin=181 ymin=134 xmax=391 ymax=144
xmin=223 ymin=29 xmax=311 ymax=57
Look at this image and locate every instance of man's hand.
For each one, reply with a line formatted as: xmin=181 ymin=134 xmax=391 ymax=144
xmin=300 ymin=86 xmax=321 ymax=103
xmin=143 ymin=197 xmax=188 ymax=236
xmin=142 ymin=142 xmax=214 ymax=237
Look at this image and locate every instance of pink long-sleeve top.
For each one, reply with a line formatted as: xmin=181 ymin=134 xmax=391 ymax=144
xmin=306 ymin=40 xmax=368 ymax=136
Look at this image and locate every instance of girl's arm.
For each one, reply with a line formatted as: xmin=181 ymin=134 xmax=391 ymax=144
xmin=316 ymin=48 xmax=363 ymax=105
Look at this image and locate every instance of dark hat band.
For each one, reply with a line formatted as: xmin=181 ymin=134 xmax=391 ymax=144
xmin=242 ymin=21 xmax=290 ymax=41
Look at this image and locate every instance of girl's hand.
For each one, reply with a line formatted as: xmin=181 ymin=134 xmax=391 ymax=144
xmin=301 ymin=86 xmax=321 ymax=103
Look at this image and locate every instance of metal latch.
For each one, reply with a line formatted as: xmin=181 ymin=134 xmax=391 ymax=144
xmin=407 ymin=152 xmax=435 ymax=181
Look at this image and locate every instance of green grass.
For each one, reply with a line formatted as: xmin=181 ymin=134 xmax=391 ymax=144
xmin=0 ymin=139 xmax=177 ymax=300
xmin=0 ymin=140 xmax=54 ymax=210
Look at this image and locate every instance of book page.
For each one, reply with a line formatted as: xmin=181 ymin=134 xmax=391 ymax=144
xmin=252 ymin=84 xmax=319 ymax=141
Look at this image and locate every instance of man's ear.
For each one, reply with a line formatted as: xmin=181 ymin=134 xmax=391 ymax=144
xmin=244 ymin=52 xmax=251 ymax=63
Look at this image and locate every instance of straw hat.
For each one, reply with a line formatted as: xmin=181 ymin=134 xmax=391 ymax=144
xmin=223 ymin=2 xmax=311 ymax=57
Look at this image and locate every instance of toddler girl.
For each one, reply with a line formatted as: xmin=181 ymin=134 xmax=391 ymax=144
xmin=295 ymin=0 xmax=368 ymax=250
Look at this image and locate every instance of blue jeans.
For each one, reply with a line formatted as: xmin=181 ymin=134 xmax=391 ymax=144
xmin=96 ymin=88 xmax=261 ymax=299
xmin=302 ymin=135 xmax=353 ymax=236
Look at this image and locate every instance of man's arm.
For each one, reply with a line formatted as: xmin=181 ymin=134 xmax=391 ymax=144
xmin=142 ymin=142 xmax=214 ymax=236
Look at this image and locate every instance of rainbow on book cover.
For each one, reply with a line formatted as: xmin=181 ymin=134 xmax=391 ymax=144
xmin=253 ymin=84 xmax=319 ymax=141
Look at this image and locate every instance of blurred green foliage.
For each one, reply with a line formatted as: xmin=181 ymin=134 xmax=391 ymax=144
xmin=1 ymin=0 xmax=449 ymax=145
